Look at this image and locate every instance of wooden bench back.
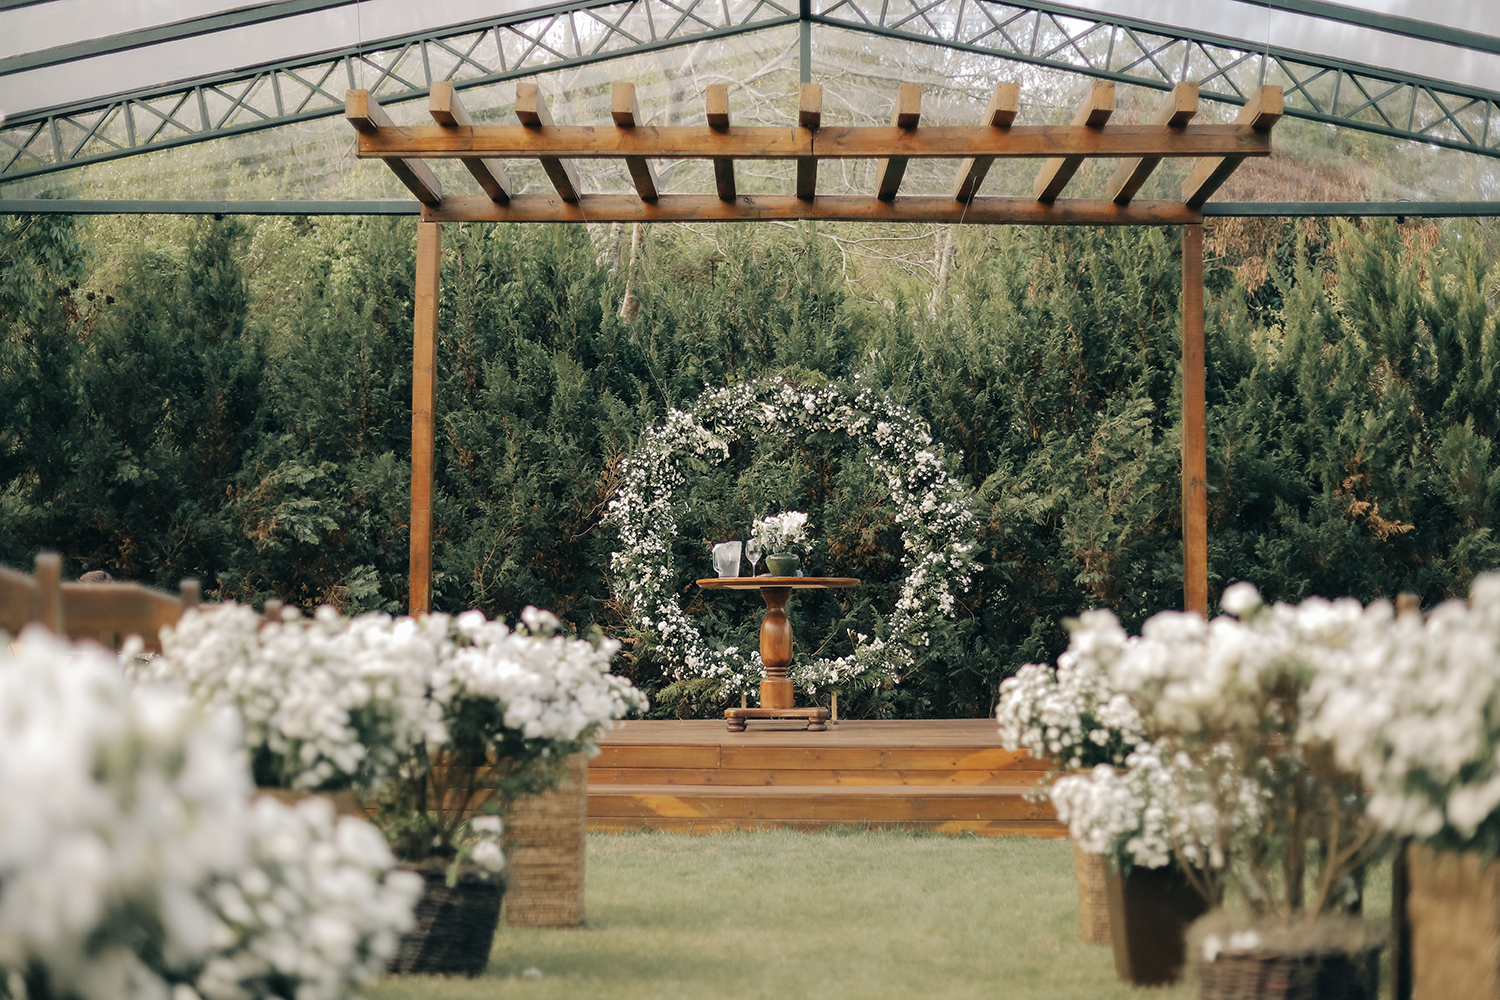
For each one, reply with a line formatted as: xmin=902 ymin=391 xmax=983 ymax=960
xmin=0 ymin=553 xmax=200 ymax=653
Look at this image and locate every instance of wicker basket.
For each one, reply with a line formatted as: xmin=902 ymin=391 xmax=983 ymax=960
xmin=1407 ymin=842 xmax=1500 ymax=999
xmin=1074 ymin=843 xmax=1112 ymax=945
xmin=504 ymin=752 xmax=588 ymax=928
xmin=388 ymin=864 xmax=505 ymax=976
xmin=1198 ymin=946 xmax=1381 ymax=1000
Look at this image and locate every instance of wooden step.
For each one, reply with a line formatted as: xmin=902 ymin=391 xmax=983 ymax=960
xmin=586 ymin=719 xmax=1064 ymax=836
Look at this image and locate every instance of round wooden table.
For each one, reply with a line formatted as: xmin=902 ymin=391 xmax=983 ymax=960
xmin=697 ymin=576 xmax=860 ymax=732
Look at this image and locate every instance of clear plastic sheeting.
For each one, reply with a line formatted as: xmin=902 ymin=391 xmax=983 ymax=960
xmin=0 ymin=28 xmax=804 ymax=203
xmin=1052 ymin=0 xmax=1500 ymax=96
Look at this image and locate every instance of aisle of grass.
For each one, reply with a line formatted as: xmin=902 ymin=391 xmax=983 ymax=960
xmin=367 ymin=830 xmax=1197 ymax=1000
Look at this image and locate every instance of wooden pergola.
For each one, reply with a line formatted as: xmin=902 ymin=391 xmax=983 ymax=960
xmin=345 ymin=79 xmax=1283 ymax=618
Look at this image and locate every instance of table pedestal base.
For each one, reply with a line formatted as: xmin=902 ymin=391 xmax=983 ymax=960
xmin=760 ymin=678 xmax=793 ymax=710
xmin=725 ymin=707 xmax=829 ymax=732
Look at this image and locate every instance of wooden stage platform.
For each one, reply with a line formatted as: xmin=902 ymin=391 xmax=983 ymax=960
xmin=587 ymin=719 xmax=1065 ymax=836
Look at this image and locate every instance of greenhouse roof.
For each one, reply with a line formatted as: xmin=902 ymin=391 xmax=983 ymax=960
xmin=3 ymin=0 xmax=1500 ymax=214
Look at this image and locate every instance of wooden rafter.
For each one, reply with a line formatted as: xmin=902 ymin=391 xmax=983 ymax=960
xmin=612 ymin=82 xmax=660 ymax=202
xmin=344 ymin=91 xmax=441 ymax=205
xmin=515 ymin=82 xmax=581 ymax=203
xmin=1106 ymin=82 xmax=1197 ymax=205
xmin=1033 ymin=82 xmax=1114 ymax=203
xmin=796 ymin=84 xmax=822 ymax=202
xmin=953 ymin=83 xmax=1020 ymax=202
xmin=429 ymin=82 xmax=510 ymax=203
xmin=874 ymin=84 xmax=922 ymax=202
xmin=707 ymin=84 xmax=735 ymax=202
xmin=345 ymin=81 xmax=1280 ymax=224
xmin=1183 ymin=86 xmax=1284 ymax=208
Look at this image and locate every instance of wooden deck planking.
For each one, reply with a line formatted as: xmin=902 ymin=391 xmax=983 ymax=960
xmin=587 ymin=719 xmax=1064 ymax=836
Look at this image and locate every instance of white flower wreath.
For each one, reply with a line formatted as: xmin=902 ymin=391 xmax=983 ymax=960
xmin=606 ymin=375 xmax=978 ymax=695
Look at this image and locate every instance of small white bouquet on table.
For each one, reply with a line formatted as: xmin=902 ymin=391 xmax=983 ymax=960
xmin=751 ymin=511 xmax=809 ymax=577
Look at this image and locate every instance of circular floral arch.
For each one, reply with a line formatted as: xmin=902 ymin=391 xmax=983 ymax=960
xmin=606 ymin=376 xmax=978 ymax=694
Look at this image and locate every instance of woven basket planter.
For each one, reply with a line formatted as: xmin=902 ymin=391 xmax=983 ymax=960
xmin=1198 ymin=946 xmax=1381 ymax=1000
xmin=504 ymin=753 xmax=588 ymax=928
xmin=1074 ymin=844 xmax=1112 ymax=945
xmin=1407 ymin=842 xmax=1500 ymax=998
xmin=1106 ymin=863 xmax=1212 ymax=985
xmin=388 ymin=863 xmax=505 ymax=976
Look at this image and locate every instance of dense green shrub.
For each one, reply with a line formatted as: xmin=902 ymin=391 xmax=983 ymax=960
xmin=1 ymin=214 xmax=1495 ymax=719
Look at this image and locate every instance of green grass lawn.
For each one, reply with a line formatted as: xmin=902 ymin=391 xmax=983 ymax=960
xmin=368 ymin=830 xmax=1393 ymax=999
xmin=367 ymin=830 xmax=1204 ymax=1000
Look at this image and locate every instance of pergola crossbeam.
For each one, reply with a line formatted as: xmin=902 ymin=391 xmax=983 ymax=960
xmin=1107 ymin=82 xmax=1197 ymax=205
xmin=1033 ymin=82 xmax=1114 ymax=203
xmin=1184 ymin=86 xmax=1284 ymax=208
xmin=344 ymin=91 xmax=442 ymax=205
xmin=423 ymin=193 xmax=1203 ymax=225
xmin=707 ymin=84 xmax=736 ymax=202
xmin=796 ymin=84 xmax=823 ymax=201
xmin=953 ymin=83 xmax=1020 ymax=202
xmin=612 ymin=82 xmax=661 ymax=202
xmin=874 ymin=84 xmax=922 ymax=202
xmin=429 ymin=82 xmax=511 ymax=204
xmin=515 ymin=82 xmax=582 ymax=203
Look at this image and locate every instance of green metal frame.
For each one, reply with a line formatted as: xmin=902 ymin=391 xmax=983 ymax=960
xmin=5 ymin=0 xmax=1500 ymax=186
xmin=813 ymin=0 xmax=1500 ymax=159
xmin=0 ymin=0 xmax=797 ymax=182
xmin=1225 ymin=0 xmax=1500 ymax=57
xmin=1 ymin=198 xmax=1495 ymax=218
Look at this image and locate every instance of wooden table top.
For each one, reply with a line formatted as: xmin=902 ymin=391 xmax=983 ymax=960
xmin=697 ymin=576 xmax=860 ymax=590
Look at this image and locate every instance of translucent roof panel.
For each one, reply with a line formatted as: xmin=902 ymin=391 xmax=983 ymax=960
xmin=5 ymin=0 xmax=1500 ymax=207
xmin=1055 ymin=1 xmax=1500 ymax=96
xmin=2 ymin=0 xmax=549 ymax=120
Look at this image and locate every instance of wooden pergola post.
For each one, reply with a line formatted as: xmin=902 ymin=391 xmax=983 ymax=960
xmin=409 ymin=221 xmax=441 ymax=614
xmin=1181 ymin=223 xmax=1208 ymax=615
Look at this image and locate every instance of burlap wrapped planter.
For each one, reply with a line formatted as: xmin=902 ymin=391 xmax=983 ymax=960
xmin=388 ymin=864 xmax=505 ymax=976
xmin=504 ymin=753 xmax=588 ymax=928
xmin=1407 ymin=842 xmax=1500 ymax=998
xmin=1074 ymin=844 xmax=1112 ymax=945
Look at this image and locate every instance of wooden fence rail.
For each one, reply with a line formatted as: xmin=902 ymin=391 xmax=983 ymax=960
xmin=0 ymin=552 xmax=200 ymax=652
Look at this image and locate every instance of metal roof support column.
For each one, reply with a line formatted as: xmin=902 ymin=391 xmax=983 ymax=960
xmin=410 ymin=222 xmax=441 ymax=615
xmin=1181 ymin=223 xmax=1208 ymax=616
xmin=800 ymin=0 xmax=812 ymax=83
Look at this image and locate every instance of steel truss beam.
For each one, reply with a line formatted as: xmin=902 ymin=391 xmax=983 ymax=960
xmin=0 ymin=0 xmax=797 ymax=182
xmin=6 ymin=0 xmax=1500 ymax=185
xmin=813 ymin=0 xmax=1500 ymax=160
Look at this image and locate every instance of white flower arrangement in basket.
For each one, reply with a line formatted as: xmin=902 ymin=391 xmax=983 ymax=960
xmin=751 ymin=511 xmax=809 ymax=556
xmin=1037 ymin=585 xmax=1385 ymax=918
xmin=0 ymin=628 xmax=422 ymax=1000
xmin=1304 ymin=573 xmax=1500 ymax=851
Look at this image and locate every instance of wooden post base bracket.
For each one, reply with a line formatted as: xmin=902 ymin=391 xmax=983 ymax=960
xmin=724 ymin=707 xmax=830 ymax=733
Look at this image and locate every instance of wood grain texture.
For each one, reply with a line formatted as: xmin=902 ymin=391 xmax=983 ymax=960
xmin=1106 ymin=82 xmax=1198 ymax=205
xmin=588 ymin=767 xmax=1043 ymax=787
xmin=1182 ymin=223 xmax=1208 ymax=615
xmin=798 ymin=84 xmax=823 ymax=201
xmin=874 ymin=83 xmax=921 ymax=202
xmin=953 ymin=82 xmax=1020 ymax=202
xmin=588 ymin=817 xmax=1068 ymax=836
xmin=1182 ymin=86 xmax=1283 ymax=208
xmin=706 ymin=83 xmax=735 ymax=201
xmin=515 ymin=81 xmax=582 ymax=202
xmin=424 ymin=194 xmax=1203 ymax=225
xmin=344 ymin=90 xmax=442 ymax=205
xmin=429 ymin=81 xmax=510 ymax=203
xmin=408 ymin=222 xmax=440 ymax=615
xmin=611 ymin=81 xmax=660 ymax=201
xmin=1033 ymin=81 xmax=1115 ymax=203
xmin=360 ymin=123 xmax=1266 ymax=160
